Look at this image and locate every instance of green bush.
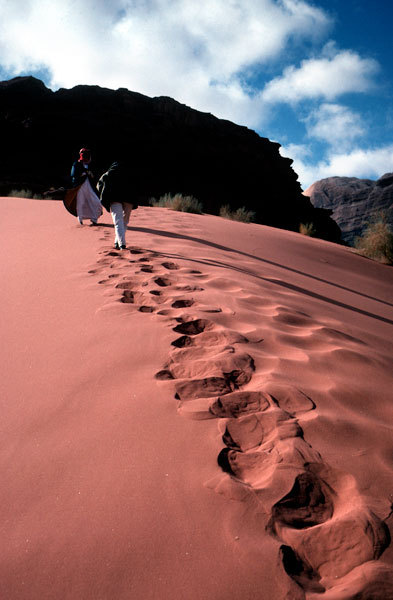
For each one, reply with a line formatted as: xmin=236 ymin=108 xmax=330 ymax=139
xmin=219 ymin=204 xmax=255 ymax=223
xmin=299 ymin=222 xmax=316 ymax=236
xmin=8 ymin=188 xmax=44 ymax=199
xmin=150 ymin=193 xmax=203 ymax=214
xmin=355 ymin=215 xmax=393 ymax=264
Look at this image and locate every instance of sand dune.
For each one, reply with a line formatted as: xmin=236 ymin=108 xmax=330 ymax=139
xmin=1 ymin=198 xmax=393 ymax=599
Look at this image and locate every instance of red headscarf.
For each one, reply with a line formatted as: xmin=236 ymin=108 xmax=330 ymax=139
xmin=79 ymin=148 xmax=91 ymax=162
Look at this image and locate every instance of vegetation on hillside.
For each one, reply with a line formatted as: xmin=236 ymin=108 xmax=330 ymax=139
xmin=355 ymin=213 xmax=393 ymax=264
xmin=220 ymin=204 xmax=256 ymax=223
xmin=150 ymin=193 xmax=203 ymax=214
xmin=299 ymin=222 xmax=316 ymax=236
xmin=8 ymin=188 xmax=44 ymax=199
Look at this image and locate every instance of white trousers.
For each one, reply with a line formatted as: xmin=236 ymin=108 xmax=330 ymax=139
xmin=76 ymin=179 xmax=102 ymax=222
xmin=110 ymin=202 xmax=133 ymax=246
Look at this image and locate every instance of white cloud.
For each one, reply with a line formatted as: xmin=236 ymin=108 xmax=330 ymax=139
xmin=305 ymin=103 xmax=366 ymax=147
xmin=0 ymin=0 xmax=331 ymax=125
xmin=262 ymin=47 xmax=379 ymax=103
xmin=281 ymin=143 xmax=393 ymax=189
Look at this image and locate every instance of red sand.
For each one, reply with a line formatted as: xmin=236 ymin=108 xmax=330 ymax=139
xmin=1 ymin=197 xmax=393 ymax=599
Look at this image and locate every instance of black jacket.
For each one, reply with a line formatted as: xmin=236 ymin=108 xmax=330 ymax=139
xmin=97 ymin=162 xmax=136 ymax=212
xmin=70 ymin=160 xmax=95 ymax=187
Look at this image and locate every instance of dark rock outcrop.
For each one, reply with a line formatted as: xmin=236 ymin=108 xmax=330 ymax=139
xmin=304 ymin=175 xmax=393 ymax=245
xmin=0 ymin=76 xmax=340 ymax=241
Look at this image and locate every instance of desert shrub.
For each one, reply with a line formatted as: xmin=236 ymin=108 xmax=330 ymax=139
xmin=150 ymin=193 xmax=203 ymax=214
xmin=299 ymin=222 xmax=316 ymax=236
xmin=8 ymin=188 xmax=44 ymax=199
xmin=355 ymin=215 xmax=393 ymax=264
xmin=220 ymin=204 xmax=256 ymax=223
xmin=234 ymin=207 xmax=256 ymax=223
xmin=219 ymin=204 xmax=232 ymax=219
xmin=150 ymin=193 xmax=171 ymax=208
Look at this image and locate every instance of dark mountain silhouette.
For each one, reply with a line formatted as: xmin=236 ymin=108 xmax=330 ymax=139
xmin=0 ymin=76 xmax=341 ymax=241
xmin=304 ymin=174 xmax=393 ymax=245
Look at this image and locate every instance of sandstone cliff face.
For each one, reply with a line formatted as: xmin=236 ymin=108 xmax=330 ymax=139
xmin=304 ymin=175 xmax=393 ymax=245
xmin=0 ymin=76 xmax=341 ymax=241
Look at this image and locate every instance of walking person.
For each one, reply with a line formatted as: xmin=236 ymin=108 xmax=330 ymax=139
xmin=97 ymin=161 xmax=135 ymax=249
xmin=70 ymin=148 xmax=102 ymax=225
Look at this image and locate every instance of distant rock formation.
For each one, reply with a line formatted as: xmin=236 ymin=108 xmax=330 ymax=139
xmin=0 ymin=76 xmax=341 ymax=241
xmin=304 ymin=175 xmax=393 ymax=245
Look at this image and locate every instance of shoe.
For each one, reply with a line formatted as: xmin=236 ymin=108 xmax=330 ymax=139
xmin=78 ymin=217 xmax=83 ymax=225
xmin=114 ymin=242 xmax=120 ymax=249
xmin=90 ymin=220 xmax=98 ymax=226
xmin=120 ymin=245 xmax=127 ymax=250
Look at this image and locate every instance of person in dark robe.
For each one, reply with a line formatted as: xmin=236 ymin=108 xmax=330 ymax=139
xmin=97 ymin=161 xmax=136 ymax=249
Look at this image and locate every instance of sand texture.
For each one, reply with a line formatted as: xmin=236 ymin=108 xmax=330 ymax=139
xmin=1 ymin=198 xmax=393 ymax=599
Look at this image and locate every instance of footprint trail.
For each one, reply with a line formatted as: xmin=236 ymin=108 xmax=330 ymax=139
xmin=88 ymin=240 xmax=392 ymax=599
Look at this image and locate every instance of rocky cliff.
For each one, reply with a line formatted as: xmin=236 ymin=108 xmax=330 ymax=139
xmin=0 ymin=76 xmax=341 ymax=241
xmin=304 ymin=174 xmax=393 ymax=245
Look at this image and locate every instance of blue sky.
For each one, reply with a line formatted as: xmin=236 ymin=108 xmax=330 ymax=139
xmin=0 ymin=0 xmax=392 ymax=189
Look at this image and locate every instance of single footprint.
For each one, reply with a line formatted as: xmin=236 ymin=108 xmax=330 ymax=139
xmin=162 ymin=262 xmax=180 ymax=270
xmin=264 ymin=383 xmax=315 ymax=416
xmin=171 ymin=335 xmax=193 ymax=348
xmin=171 ymin=299 xmax=194 ymax=308
xmin=121 ymin=291 xmax=134 ymax=303
xmin=163 ymin=352 xmax=254 ymax=382
xmin=175 ymin=377 xmax=234 ymax=400
xmin=173 ymin=319 xmax=211 ymax=335
xmin=209 ymin=391 xmax=271 ymax=418
xmin=116 ymin=282 xmax=134 ymax=290
xmin=269 ymin=471 xmax=334 ymax=531
xmin=217 ymin=447 xmax=273 ymax=482
xmin=154 ymin=277 xmax=172 ymax=287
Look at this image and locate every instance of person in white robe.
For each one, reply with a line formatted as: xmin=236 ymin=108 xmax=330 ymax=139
xmin=70 ymin=148 xmax=102 ymax=225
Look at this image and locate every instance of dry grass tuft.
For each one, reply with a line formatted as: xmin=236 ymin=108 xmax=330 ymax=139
xmin=299 ymin=222 xmax=316 ymax=236
xmin=355 ymin=215 xmax=393 ymax=264
xmin=150 ymin=193 xmax=203 ymax=214
xmin=8 ymin=188 xmax=44 ymax=199
xmin=220 ymin=204 xmax=256 ymax=223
